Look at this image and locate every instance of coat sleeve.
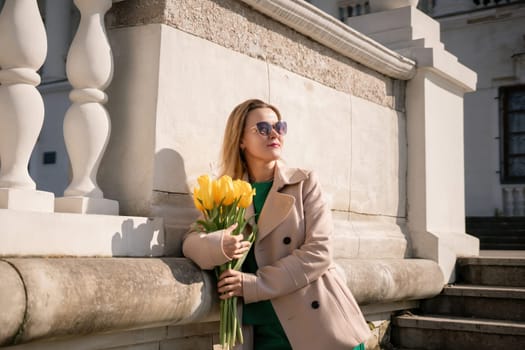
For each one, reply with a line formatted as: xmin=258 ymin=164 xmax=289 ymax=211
xmin=242 ymin=170 xmax=333 ymax=303
xmin=182 ymin=229 xmax=232 ymax=270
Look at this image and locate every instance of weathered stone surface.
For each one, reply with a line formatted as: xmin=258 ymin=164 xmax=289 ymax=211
xmin=159 ymin=335 xmax=213 ymax=350
xmin=109 ymin=0 xmax=401 ymax=110
xmin=4 ymin=258 xmax=218 ymax=346
xmin=338 ymin=258 xmax=444 ymax=304
xmin=0 ymin=257 xmax=443 ymax=346
xmin=0 ymin=324 xmax=213 ymax=350
xmin=350 ymin=95 xmax=407 ymax=217
xmin=0 ymin=260 xmax=25 ymax=346
xmin=333 ymin=218 xmax=409 ymax=259
xmin=0 ymin=209 xmax=164 ymax=257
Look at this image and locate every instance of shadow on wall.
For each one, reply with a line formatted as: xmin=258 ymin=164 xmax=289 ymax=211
xmin=153 ymin=148 xmax=191 ymax=194
xmin=111 ymin=217 xmax=164 ymax=256
xmin=397 ymin=105 xmax=408 ymax=219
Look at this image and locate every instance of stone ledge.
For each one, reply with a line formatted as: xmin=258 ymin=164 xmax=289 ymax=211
xmin=0 ymin=208 xmax=410 ymax=259
xmin=0 ymin=188 xmax=54 ymax=213
xmin=333 ymin=218 xmax=409 ymax=259
xmin=337 ymin=258 xmax=444 ymax=304
xmin=0 ymin=261 xmax=25 ymax=346
xmin=54 ymin=196 xmax=119 ymax=215
xmin=238 ymin=0 xmax=416 ymax=80
xmin=0 ymin=257 xmax=443 ymax=347
xmin=0 ymin=257 xmax=218 ymax=346
xmin=0 ymin=209 xmax=164 ymax=257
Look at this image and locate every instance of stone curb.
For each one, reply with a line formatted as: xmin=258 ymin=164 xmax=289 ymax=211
xmin=0 ymin=257 xmax=218 ymax=346
xmin=0 ymin=257 xmax=443 ymax=346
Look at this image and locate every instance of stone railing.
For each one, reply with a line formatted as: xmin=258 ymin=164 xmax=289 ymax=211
xmin=473 ymin=0 xmax=521 ymax=7
xmin=0 ymin=0 xmax=121 ymax=215
xmin=502 ymin=185 xmax=525 ymax=216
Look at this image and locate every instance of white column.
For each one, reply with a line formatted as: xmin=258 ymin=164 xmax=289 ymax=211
xmin=0 ymin=0 xmax=54 ymax=212
xmin=513 ymin=187 xmax=525 ymax=216
xmin=349 ymin=6 xmax=479 ymax=283
xmin=55 ymin=0 xmax=118 ymax=215
xmin=503 ymin=187 xmax=514 ymax=216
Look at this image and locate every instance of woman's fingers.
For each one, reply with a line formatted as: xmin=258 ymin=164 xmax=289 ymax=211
xmin=224 ymin=222 xmax=238 ymax=234
xmin=230 ymin=240 xmax=251 ymax=259
xmin=222 ymin=225 xmax=252 ymax=259
xmin=217 ymin=269 xmax=244 ymax=299
xmin=218 ymin=269 xmax=240 ymax=285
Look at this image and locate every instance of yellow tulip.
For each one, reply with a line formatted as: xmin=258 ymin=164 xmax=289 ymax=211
xmin=232 ymin=180 xmax=247 ymax=203
xmin=212 ymin=179 xmax=221 ymax=205
xmin=193 ymin=187 xmax=204 ymax=211
xmin=238 ymin=181 xmax=256 ymax=208
xmin=195 ymin=174 xmax=214 ymax=210
xmin=191 ymin=174 xmax=258 ymax=350
xmin=232 ymin=180 xmax=243 ymax=200
xmin=214 ymin=175 xmax=235 ymax=206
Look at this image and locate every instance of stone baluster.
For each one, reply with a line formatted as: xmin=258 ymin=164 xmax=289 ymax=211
xmin=513 ymin=187 xmax=525 ymax=216
xmin=502 ymin=187 xmax=514 ymax=217
xmin=0 ymin=0 xmax=54 ymax=212
xmin=55 ymin=0 xmax=118 ymax=215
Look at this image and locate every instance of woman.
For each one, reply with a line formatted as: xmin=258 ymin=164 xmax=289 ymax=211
xmin=183 ymin=99 xmax=371 ymax=349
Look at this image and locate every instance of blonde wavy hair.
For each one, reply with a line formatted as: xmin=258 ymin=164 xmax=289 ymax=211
xmin=220 ymin=99 xmax=282 ymax=179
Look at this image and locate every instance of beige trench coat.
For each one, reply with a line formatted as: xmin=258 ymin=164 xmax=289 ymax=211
xmin=183 ymin=165 xmax=371 ymax=349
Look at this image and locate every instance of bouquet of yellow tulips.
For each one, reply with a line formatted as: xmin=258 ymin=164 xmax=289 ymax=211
xmin=192 ymin=174 xmax=257 ymax=350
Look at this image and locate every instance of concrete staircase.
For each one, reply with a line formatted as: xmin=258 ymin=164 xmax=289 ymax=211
xmin=391 ymin=256 xmax=525 ymax=350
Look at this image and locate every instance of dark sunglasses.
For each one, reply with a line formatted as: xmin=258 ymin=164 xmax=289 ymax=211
xmin=250 ymin=121 xmax=288 ymax=136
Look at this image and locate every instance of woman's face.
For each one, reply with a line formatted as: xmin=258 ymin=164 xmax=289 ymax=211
xmin=240 ymin=107 xmax=284 ymax=168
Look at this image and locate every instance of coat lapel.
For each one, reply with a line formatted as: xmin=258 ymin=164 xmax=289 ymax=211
xmin=248 ymin=164 xmax=308 ymax=242
xmin=256 ymin=190 xmax=295 ymax=242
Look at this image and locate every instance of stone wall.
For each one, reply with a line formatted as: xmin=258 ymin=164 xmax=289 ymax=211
xmin=100 ymin=0 xmax=409 ymax=260
xmin=109 ymin=0 xmax=404 ymax=110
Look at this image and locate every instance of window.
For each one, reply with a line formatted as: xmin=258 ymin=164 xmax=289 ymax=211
xmin=337 ymin=1 xmax=370 ymax=22
xmin=500 ymin=85 xmax=525 ymax=183
xmin=43 ymin=151 xmax=57 ymax=165
xmin=418 ymin=0 xmax=436 ymax=14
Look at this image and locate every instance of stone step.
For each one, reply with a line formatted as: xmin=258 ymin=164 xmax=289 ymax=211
xmin=466 ymin=216 xmax=525 ymax=227
xmin=479 ymin=243 xmax=525 ymax=250
xmin=391 ymin=314 xmax=525 ymax=350
xmin=477 ymin=241 xmax=525 ymax=251
xmin=456 ymin=257 xmax=525 ymax=287
xmin=468 ymin=228 xmax=525 ymax=234
xmin=466 ymin=217 xmax=525 ymax=250
xmin=421 ymin=284 xmax=525 ymax=322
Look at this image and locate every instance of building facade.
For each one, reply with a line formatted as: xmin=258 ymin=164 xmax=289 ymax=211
xmin=434 ymin=0 xmax=525 ymax=217
xmin=309 ymin=0 xmax=525 ymax=217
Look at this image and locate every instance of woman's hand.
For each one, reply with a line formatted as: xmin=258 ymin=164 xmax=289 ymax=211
xmin=218 ymin=269 xmax=244 ymax=299
xmin=222 ymin=223 xmax=251 ymax=260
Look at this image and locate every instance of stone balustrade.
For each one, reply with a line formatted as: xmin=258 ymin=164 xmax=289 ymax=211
xmin=473 ymin=0 xmax=520 ymax=7
xmin=0 ymin=0 xmax=119 ymax=215
xmin=0 ymin=0 xmax=53 ymax=212
xmin=502 ymin=185 xmax=525 ymax=216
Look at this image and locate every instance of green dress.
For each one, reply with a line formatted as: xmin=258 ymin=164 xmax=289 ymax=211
xmin=242 ymin=181 xmax=365 ymax=350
